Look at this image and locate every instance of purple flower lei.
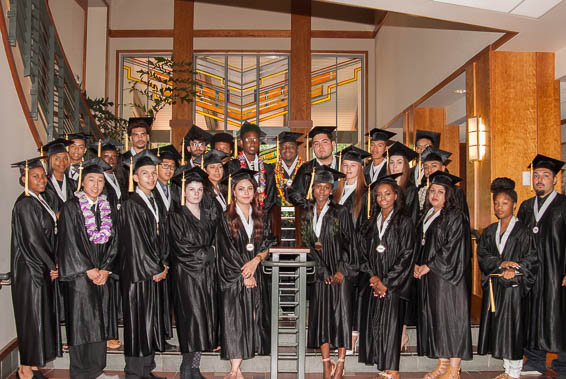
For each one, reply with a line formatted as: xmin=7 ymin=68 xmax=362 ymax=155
xmin=76 ymin=191 xmax=112 ymax=244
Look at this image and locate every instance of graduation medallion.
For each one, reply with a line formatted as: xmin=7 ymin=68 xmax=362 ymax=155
xmin=421 ymin=237 xmax=426 ymax=246
xmin=376 ymin=244 xmax=386 ymax=254
xmin=532 ymin=226 xmax=539 ymax=234
xmin=314 ymin=241 xmax=323 ymax=251
xmin=246 ymin=243 xmax=254 ymax=252
xmin=286 ymin=179 xmax=293 ymax=187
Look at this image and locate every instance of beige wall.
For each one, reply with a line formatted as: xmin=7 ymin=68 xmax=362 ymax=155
xmin=109 ymin=0 xmax=173 ymax=29
xmin=85 ymin=6 xmax=108 ymax=99
xmin=0 ymin=44 xmax=40 ymax=348
xmin=556 ymin=45 xmax=566 ymax=80
xmin=49 ymin=0 xmax=85 ymax=85
xmin=375 ymin=25 xmax=502 ymax=126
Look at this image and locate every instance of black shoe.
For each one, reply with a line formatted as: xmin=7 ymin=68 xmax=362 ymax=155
xmin=144 ymin=374 xmax=166 ymax=379
xmin=190 ymin=368 xmax=205 ymax=379
xmin=32 ymin=370 xmax=48 ymax=379
xmin=180 ymin=369 xmax=193 ymax=379
xmin=163 ymin=341 xmax=177 ymax=352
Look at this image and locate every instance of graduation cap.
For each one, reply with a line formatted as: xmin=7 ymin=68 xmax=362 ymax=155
xmin=11 ymin=156 xmax=46 ymax=196
xmin=421 ymin=146 xmax=452 ymax=164
xmin=123 ymin=150 xmax=162 ymax=192
xmin=172 ymin=165 xmax=209 ymax=205
xmin=387 ymin=142 xmax=418 ymax=162
xmin=366 ymin=128 xmax=396 ymax=142
xmin=529 ymin=154 xmax=565 ymax=175
xmin=336 ymin=145 xmax=371 ymax=164
xmin=88 ymin=138 xmax=123 ymax=157
xmin=369 ymin=173 xmax=402 ymax=190
xmin=183 ymin=125 xmax=212 ymax=144
xmin=415 ymin=130 xmax=441 ymax=149
xmin=203 ymin=149 xmax=228 ymax=167
xmin=304 ymin=165 xmax=345 ymax=200
xmin=66 ymin=132 xmax=91 ymax=142
xmin=308 ymin=126 xmax=336 ymax=140
xmin=127 ymin=117 xmax=153 ymax=135
xmin=211 ymin=132 xmax=234 ymax=146
xmin=40 ymin=138 xmax=74 ymax=157
xmin=222 ymin=168 xmax=259 ymax=205
xmin=75 ymin=158 xmax=112 ymax=190
xmin=428 ymin=171 xmax=462 ymax=187
xmin=150 ymin=145 xmax=182 ymax=163
xmin=278 ymin=131 xmax=303 ymax=145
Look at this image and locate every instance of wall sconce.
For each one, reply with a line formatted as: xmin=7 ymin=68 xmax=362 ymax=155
xmin=468 ymin=116 xmax=487 ymax=161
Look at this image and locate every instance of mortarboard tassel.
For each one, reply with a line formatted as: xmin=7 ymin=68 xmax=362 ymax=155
xmin=157 ymin=147 xmax=160 ymax=157
xmin=417 ymin=153 xmax=422 ymax=186
xmin=75 ymin=162 xmax=84 ymax=192
xmin=367 ymin=134 xmax=371 ymax=153
xmin=234 ymin=137 xmax=238 ymax=159
xmin=530 ymin=163 xmax=534 ymax=192
xmin=156 ymin=147 xmax=160 ymax=175
xmin=338 ymin=150 xmax=342 ymax=172
xmin=65 ymin=134 xmax=70 ymax=151
xmin=367 ymin=185 xmax=371 ymax=219
xmin=40 ymin=145 xmax=44 ymax=156
xmin=181 ymin=171 xmax=186 ymax=206
xmin=98 ymin=139 xmax=102 ymax=157
xmin=306 ymin=136 xmax=309 ymax=161
xmin=306 ymin=166 xmax=316 ymax=200
xmin=125 ymin=133 xmax=129 ymax=152
xmin=427 ymin=174 xmax=430 ymax=188
xmin=128 ymin=157 xmax=134 ymax=192
xmin=181 ymin=139 xmax=185 ymax=166
xmin=24 ymin=160 xmax=29 ymax=196
xmin=227 ymin=173 xmax=232 ymax=205
xmin=276 ymin=136 xmax=280 ymax=163
xmin=201 ymin=154 xmax=204 ymax=168
xmin=489 ymin=276 xmax=496 ymax=313
xmin=386 ymin=148 xmax=389 ymax=166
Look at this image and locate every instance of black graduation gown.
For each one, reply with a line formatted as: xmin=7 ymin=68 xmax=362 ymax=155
xmin=44 ymin=174 xmax=77 ymax=213
xmin=402 ymin=184 xmax=420 ymax=326
xmin=119 ymin=192 xmax=171 ymax=357
xmin=224 ymin=157 xmax=276 ymax=215
xmin=357 ymin=212 xmax=415 ymax=370
xmin=404 ymin=184 xmax=419 ymax=226
xmin=416 ymin=207 xmax=473 ymax=360
xmin=57 ymin=197 xmax=119 ymax=346
xmin=363 ymin=161 xmax=387 ymax=185
xmin=103 ymin=172 xmax=126 ymax=210
xmin=301 ymin=202 xmax=358 ymax=349
xmin=10 ymin=193 xmax=60 ymax=366
xmin=216 ymin=215 xmax=278 ymax=360
xmin=517 ymin=193 xmax=566 ymax=353
xmin=152 ymin=182 xmax=180 ymax=218
xmin=477 ymin=221 xmax=538 ymax=360
xmin=338 ymin=188 xmax=369 ymax=232
xmin=168 ymin=204 xmax=220 ymax=353
xmin=287 ymin=159 xmax=324 ymax=207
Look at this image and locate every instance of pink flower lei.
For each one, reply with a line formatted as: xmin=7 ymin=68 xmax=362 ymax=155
xmin=237 ymin=152 xmax=266 ymax=207
xmin=76 ymin=191 xmax=113 ymax=244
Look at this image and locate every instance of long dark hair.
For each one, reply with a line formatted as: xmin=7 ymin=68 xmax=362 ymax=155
xmin=334 ymin=162 xmax=367 ymax=219
xmin=360 ymin=181 xmax=406 ymax=235
xmin=422 ymin=183 xmax=459 ymax=214
xmin=387 ymin=156 xmax=410 ymax=190
xmin=225 ymin=178 xmax=264 ymax=242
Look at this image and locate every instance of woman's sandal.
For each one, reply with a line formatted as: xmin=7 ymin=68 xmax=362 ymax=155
xmin=223 ymin=371 xmax=238 ymax=379
xmin=423 ymin=360 xmax=450 ymax=379
xmin=438 ymin=366 xmax=460 ymax=379
xmin=322 ymin=357 xmax=335 ymax=379
xmin=107 ymin=339 xmax=122 ymax=349
xmin=332 ymin=358 xmax=345 ymax=378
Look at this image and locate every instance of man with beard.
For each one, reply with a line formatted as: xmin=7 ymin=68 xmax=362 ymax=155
xmin=182 ymin=125 xmax=212 ymax=168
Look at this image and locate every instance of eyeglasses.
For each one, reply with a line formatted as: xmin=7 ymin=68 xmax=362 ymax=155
xmin=160 ymin=163 xmax=176 ymax=170
xmin=243 ymin=137 xmax=259 ymax=143
xmin=190 ymin=142 xmax=206 ymax=148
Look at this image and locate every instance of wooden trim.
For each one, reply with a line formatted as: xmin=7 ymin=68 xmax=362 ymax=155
xmin=104 ymin=0 xmax=109 ymax=98
xmin=82 ymin=4 xmax=87 ymax=90
xmin=109 ymin=29 xmax=173 ymax=38
xmin=73 ymin=0 xmax=88 ymax=12
xmin=311 ymin=30 xmax=374 ymax=39
xmin=0 ymin=2 xmax=42 ymax=147
xmin=373 ymin=11 xmax=389 ymax=38
xmin=196 ymin=29 xmax=289 ymax=38
xmin=381 ymin=31 xmax=517 ymax=129
xmin=561 ymin=118 xmax=566 ymax=125
xmin=0 ymin=338 xmax=18 ymax=361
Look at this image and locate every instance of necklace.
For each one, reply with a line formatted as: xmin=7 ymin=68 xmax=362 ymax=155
xmin=76 ymin=191 xmax=112 ymax=244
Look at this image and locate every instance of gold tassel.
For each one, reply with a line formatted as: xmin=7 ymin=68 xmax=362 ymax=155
xmin=97 ymin=139 xmax=102 ymax=157
xmin=181 ymin=171 xmax=186 ymax=206
xmin=386 ymin=148 xmax=389 ymax=166
xmin=234 ymin=137 xmax=238 ymax=159
xmin=156 ymin=164 xmax=159 ymax=175
xmin=338 ymin=150 xmax=342 ymax=172
xmin=227 ymin=173 xmax=232 ymax=204
xmin=306 ymin=166 xmax=316 ymax=200
xmin=157 ymin=146 xmax=160 ymax=157
xmin=24 ymin=160 xmax=29 ymax=196
xmin=201 ymin=154 xmax=204 ymax=167
xmin=530 ymin=164 xmax=534 ymax=192
xmin=75 ymin=162 xmax=83 ymax=192
xmin=40 ymin=145 xmax=44 ymax=156
xmin=417 ymin=154 xmax=422 ymax=186
xmin=276 ymin=136 xmax=280 ymax=163
xmin=367 ymin=134 xmax=371 ymax=152
xmin=367 ymin=185 xmax=371 ymax=219
xmin=489 ymin=276 xmax=496 ymax=313
xmin=181 ymin=139 xmax=185 ymax=165
xmin=65 ymin=134 xmax=69 ymax=151
xmin=125 ymin=133 xmax=129 ymax=152
xmin=128 ymin=157 xmax=134 ymax=192
xmin=306 ymin=136 xmax=309 ymax=161
xmin=427 ymin=174 xmax=430 ymax=188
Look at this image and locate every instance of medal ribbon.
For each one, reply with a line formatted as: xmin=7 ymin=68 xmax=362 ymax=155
xmin=495 ymin=216 xmax=517 ymax=255
xmin=313 ymin=200 xmax=330 ymax=238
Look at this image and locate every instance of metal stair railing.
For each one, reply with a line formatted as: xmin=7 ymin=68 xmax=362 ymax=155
xmin=263 ymin=247 xmax=315 ymax=379
xmin=6 ymin=0 xmax=102 ymax=140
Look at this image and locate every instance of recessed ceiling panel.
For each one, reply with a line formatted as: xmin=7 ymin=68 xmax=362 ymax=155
xmin=510 ymin=0 xmax=563 ymax=18
xmin=432 ymin=0 xmax=523 ymax=13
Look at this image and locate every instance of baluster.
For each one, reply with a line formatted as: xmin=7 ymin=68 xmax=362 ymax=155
xmin=46 ymin=24 xmax=55 ymax=140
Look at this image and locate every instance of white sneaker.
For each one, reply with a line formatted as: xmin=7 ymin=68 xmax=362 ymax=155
xmin=96 ymin=373 xmax=120 ymax=379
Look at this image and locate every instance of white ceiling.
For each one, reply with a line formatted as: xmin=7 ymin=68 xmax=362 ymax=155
xmin=432 ymin=0 xmax=563 ymax=18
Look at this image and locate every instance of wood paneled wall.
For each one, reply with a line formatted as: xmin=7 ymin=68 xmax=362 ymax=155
xmin=290 ymin=0 xmax=311 ymax=124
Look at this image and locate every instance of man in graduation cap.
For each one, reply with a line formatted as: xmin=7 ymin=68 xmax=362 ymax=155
xmin=119 ymin=150 xmax=171 ymax=379
xmin=274 ymin=131 xmax=304 ymax=206
xmin=67 ymin=133 xmax=90 ymax=181
xmin=183 ymin=125 xmax=212 ymax=168
xmin=225 ymin=121 xmax=276 ymax=214
xmin=364 ymin=128 xmax=396 ymax=184
xmin=122 ymin=117 xmax=153 ymax=161
xmin=517 ymin=154 xmax=566 ymax=375
xmin=57 ymin=158 xmax=119 ymax=379
xmin=41 ymin=138 xmax=76 ymax=213
xmin=411 ymin=130 xmax=441 ymax=186
xmin=89 ymin=138 xmax=126 ymax=210
xmin=211 ymin=132 xmax=234 ymax=161
xmin=150 ymin=145 xmax=182 ymax=216
xmin=287 ymin=126 xmax=338 ymax=207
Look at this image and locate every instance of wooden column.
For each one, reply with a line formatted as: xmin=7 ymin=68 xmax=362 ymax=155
xmin=170 ymin=0 xmax=194 ymax=150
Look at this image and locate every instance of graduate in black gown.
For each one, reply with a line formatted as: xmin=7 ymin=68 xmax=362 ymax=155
xmin=182 ymin=125 xmax=213 ymax=168
xmin=150 ymin=144 xmax=182 ymax=215
xmin=121 ymin=117 xmax=152 ymax=161
xmin=67 ymin=132 xmax=89 ymax=182
xmin=168 ymin=166 xmax=220 ymax=379
xmin=363 ymin=128 xmax=396 ymax=185
xmin=41 ymin=138 xmax=76 ymax=214
xmin=287 ymin=126 xmax=339 ymax=207
xmin=57 ymin=158 xmax=120 ymax=379
xmin=203 ymin=149 xmax=229 ymax=212
xmin=517 ymin=154 xmax=566 ymax=375
xmin=409 ymin=130 xmax=440 ymax=186
xmin=211 ymin=132 xmax=234 ymax=160
xmin=477 ymin=178 xmax=538 ymax=379
xmin=414 ymin=171 xmax=472 ymax=379
xmin=224 ymin=122 xmax=276 ymax=215
xmin=357 ymin=174 xmax=415 ymax=379
xmin=119 ymin=150 xmax=170 ymax=379
xmin=301 ymin=165 xmax=357 ymax=379
xmin=89 ymin=138 xmax=126 ymax=211
xmin=216 ymin=168 xmax=278 ymax=378
xmin=10 ymin=157 xmax=60 ymax=379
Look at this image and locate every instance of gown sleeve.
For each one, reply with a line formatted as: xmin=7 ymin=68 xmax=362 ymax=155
xmin=286 ymin=164 xmax=310 ymax=207
xmin=357 ymin=223 xmax=375 ymax=277
xmin=381 ymin=216 xmax=415 ymax=293
xmin=100 ymin=205 xmax=119 ymax=272
xmin=336 ymin=205 xmax=358 ymax=278
xmin=215 ymin=218 xmax=245 ymax=289
xmin=57 ymin=201 xmax=94 ymax=280
xmin=477 ymin=225 xmax=502 ymax=278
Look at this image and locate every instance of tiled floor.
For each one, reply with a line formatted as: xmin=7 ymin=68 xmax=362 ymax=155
xmin=7 ymin=369 xmax=560 ymax=379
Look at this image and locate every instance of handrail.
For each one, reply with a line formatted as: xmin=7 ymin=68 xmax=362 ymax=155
xmin=0 ymin=272 xmax=11 ymax=288
xmin=5 ymin=0 xmax=102 ymax=141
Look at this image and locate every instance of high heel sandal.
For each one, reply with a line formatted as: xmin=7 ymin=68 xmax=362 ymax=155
xmin=401 ymin=331 xmax=409 ymax=352
xmin=223 ymin=371 xmax=238 ymax=379
xmin=332 ymin=358 xmax=345 ymax=378
xmin=374 ymin=371 xmax=400 ymax=379
xmin=322 ymin=357 xmax=335 ymax=379
xmin=438 ymin=366 xmax=460 ymax=379
xmin=423 ymin=360 xmax=449 ymax=379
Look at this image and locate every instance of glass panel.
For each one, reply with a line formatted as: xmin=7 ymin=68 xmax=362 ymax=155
xmin=195 ymin=55 xmax=227 ymax=132
xmin=311 ymin=55 xmax=338 ymax=132
xmin=258 ymin=55 xmax=289 ymax=128
xmin=336 ymin=56 xmax=362 ymax=146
